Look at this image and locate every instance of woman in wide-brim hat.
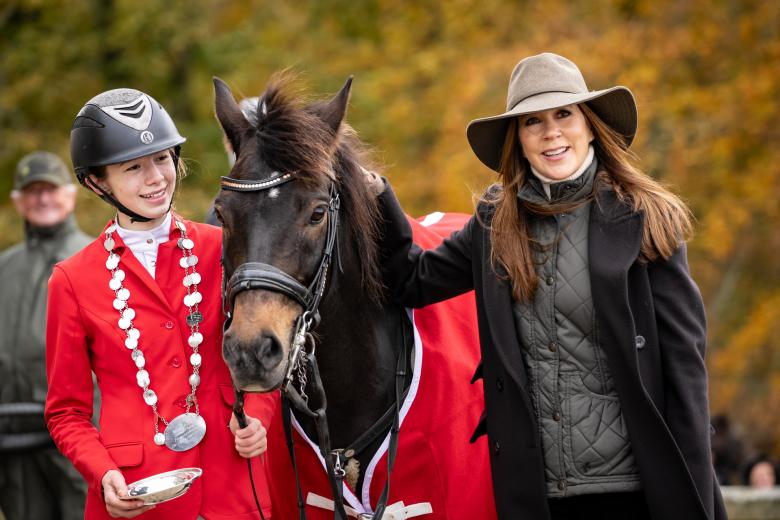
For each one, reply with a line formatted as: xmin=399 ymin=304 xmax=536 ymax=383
xmin=371 ymin=52 xmax=726 ymax=519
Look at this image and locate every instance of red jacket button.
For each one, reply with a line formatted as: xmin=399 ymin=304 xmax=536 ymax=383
xmin=164 ymin=320 xmax=174 ymax=329
xmin=169 ymin=357 xmax=182 ymax=368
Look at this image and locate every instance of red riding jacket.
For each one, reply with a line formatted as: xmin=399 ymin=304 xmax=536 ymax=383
xmin=45 ymin=217 xmax=274 ymax=519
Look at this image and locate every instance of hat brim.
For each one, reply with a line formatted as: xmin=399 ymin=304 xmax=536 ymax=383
xmin=466 ymin=86 xmax=637 ymax=172
xmin=16 ymin=173 xmax=71 ymax=190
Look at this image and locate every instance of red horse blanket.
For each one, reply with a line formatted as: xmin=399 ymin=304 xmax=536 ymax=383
xmin=264 ymin=212 xmax=497 ymax=519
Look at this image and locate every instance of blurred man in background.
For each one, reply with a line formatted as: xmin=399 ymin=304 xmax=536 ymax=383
xmin=0 ymin=151 xmax=92 ymax=520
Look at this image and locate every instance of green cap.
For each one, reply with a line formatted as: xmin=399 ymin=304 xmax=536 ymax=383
xmin=14 ymin=151 xmax=74 ymax=190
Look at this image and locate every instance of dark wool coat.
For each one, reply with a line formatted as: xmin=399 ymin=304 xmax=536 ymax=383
xmin=377 ymin=185 xmax=726 ymax=520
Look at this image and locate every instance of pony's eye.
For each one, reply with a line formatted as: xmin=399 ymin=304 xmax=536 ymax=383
xmin=309 ymin=207 xmax=327 ymax=225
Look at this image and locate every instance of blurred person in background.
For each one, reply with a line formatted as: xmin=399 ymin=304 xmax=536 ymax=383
xmin=0 ymin=151 xmax=92 ymax=520
xmin=372 ymin=53 xmax=726 ymax=519
xmin=711 ymin=413 xmax=746 ymax=485
xmin=45 ymin=88 xmax=273 ymax=519
xmin=742 ymin=454 xmax=777 ymax=489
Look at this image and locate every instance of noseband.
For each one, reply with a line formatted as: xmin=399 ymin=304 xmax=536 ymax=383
xmin=220 ymin=170 xmax=341 ymax=393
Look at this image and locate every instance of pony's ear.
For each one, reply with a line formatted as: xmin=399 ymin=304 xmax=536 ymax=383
xmin=213 ymin=77 xmax=250 ymax=158
xmin=319 ymin=76 xmax=353 ymax=133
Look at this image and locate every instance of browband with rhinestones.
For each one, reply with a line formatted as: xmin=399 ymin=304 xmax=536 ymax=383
xmin=220 ymin=171 xmax=295 ymax=192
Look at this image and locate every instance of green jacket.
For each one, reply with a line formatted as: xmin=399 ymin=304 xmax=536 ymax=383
xmin=0 ymin=215 xmax=91 ymax=432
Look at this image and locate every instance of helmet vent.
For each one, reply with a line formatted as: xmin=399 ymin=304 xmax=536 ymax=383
xmin=100 ymin=93 xmax=153 ymax=131
xmin=116 ymin=98 xmax=145 ymax=118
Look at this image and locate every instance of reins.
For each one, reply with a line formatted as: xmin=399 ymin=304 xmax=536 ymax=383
xmin=220 ymin=169 xmax=407 ymax=519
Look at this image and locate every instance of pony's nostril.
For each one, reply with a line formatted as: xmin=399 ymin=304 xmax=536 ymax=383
xmin=257 ymin=334 xmax=282 ymax=368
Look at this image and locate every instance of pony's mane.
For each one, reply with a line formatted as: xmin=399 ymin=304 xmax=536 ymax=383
xmin=245 ymin=77 xmax=385 ymax=304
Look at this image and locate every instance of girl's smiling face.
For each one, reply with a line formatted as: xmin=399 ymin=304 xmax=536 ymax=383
xmin=518 ymin=104 xmax=594 ymax=180
xmin=92 ymin=149 xmax=176 ymax=229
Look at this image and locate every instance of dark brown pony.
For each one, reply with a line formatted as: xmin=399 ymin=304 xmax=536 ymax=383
xmin=214 ymin=75 xmax=412 ymax=493
xmin=213 ymin=76 xmax=497 ymax=520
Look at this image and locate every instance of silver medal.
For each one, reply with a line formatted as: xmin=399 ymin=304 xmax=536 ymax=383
xmin=188 ymin=332 xmax=203 ymax=347
xmin=106 ymin=254 xmax=120 ymax=270
xmin=164 ymin=413 xmax=206 ymax=451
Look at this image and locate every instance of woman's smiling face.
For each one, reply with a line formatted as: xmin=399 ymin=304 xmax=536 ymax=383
xmin=518 ymin=104 xmax=594 ymax=180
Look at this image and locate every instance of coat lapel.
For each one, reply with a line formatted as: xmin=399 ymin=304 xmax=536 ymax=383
xmin=588 ymin=189 xmax=643 ymax=374
xmin=110 ymin=233 xmax=174 ymax=311
xmin=482 ymin=261 xmax=532 ymax=399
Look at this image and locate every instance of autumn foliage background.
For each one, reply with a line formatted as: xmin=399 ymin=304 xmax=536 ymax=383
xmin=1 ymin=1 xmax=779 ymax=455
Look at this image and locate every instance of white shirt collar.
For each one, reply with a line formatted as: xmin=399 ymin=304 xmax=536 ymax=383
xmin=115 ymin=212 xmax=172 ymax=250
xmin=115 ymin=212 xmax=171 ymax=278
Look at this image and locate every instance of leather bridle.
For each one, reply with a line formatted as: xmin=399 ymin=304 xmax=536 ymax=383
xmin=221 ymin=170 xmax=341 ymax=395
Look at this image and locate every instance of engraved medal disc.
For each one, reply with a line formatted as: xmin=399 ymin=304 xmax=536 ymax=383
xmin=164 ymin=413 xmax=206 ymax=452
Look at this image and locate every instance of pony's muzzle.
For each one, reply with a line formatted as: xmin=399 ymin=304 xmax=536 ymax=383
xmin=221 ymin=289 xmax=300 ymax=391
xmin=223 ymin=330 xmax=284 ymax=391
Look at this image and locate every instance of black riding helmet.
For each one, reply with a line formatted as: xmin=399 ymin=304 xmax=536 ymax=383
xmin=70 ymin=88 xmax=186 ymax=222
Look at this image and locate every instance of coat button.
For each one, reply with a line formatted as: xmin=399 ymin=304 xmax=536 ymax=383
xmin=493 ymin=441 xmax=500 ymax=455
xmin=546 ymin=275 xmax=555 ymax=286
xmin=174 ymin=396 xmax=188 ymax=409
xmin=635 ymin=335 xmax=646 ymax=349
xmin=557 ymin=480 xmax=566 ymax=491
xmin=164 ymin=320 xmax=174 ymax=329
xmin=169 ymin=357 xmax=182 ymax=368
xmin=553 ymin=411 xmax=561 ymax=422
xmin=496 ymin=378 xmax=504 ymax=392
xmin=548 ymin=342 xmax=557 ymax=352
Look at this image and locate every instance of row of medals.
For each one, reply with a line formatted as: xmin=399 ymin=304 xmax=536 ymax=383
xmin=104 ymin=218 xmax=207 ymax=452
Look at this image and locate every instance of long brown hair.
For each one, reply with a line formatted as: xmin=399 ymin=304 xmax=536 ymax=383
xmin=482 ymin=103 xmax=694 ymax=302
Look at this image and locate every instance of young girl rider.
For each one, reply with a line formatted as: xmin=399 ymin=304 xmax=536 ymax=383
xmin=45 ymin=88 xmax=274 ymax=519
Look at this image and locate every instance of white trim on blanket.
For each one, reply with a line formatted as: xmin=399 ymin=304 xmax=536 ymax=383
xmin=418 ymin=211 xmax=445 ymax=227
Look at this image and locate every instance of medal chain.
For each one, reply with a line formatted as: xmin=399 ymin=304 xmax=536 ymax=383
xmin=103 ymin=218 xmax=205 ymax=446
